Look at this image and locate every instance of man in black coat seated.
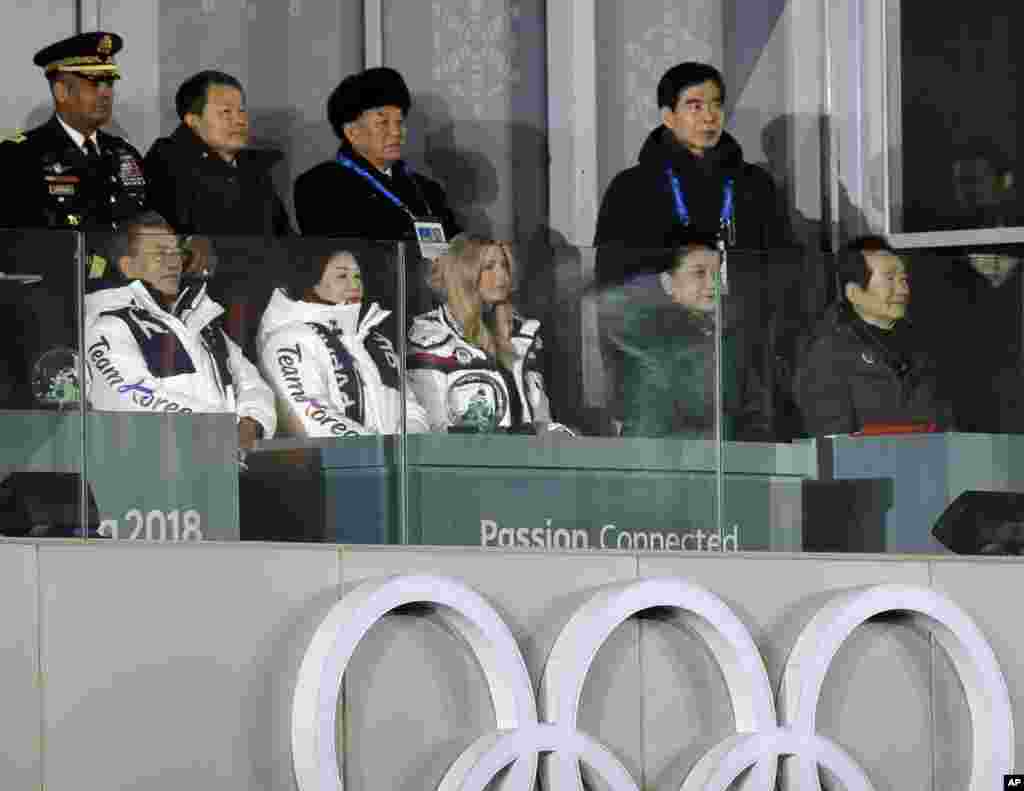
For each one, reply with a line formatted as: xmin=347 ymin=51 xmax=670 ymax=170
xmin=144 ymin=70 xmax=292 ymax=357
xmin=293 ymin=67 xmax=460 ymax=243
xmin=144 ymin=70 xmax=291 ymax=238
xmin=593 ymin=61 xmax=788 ymax=286
xmin=794 ymin=236 xmax=953 ymax=436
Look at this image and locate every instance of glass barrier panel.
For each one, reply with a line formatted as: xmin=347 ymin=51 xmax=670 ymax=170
xmin=718 ymin=247 xmax=825 ymax=553
xmin=0 ymin=229 xmax=89 ymax=540
xmin=749 ymin=243 xmax=1024 ymax=556
xmin=400 ymin=239 xmax=607 ymax=550
xmin=235 ymin=236 xmax=405 ymax=546
xmin=80 ymin=229 xmax=241 ymax=543
xmin=398 ymin=240 xmax=735 ymax=552
xmin=69 ymin=231 xmax=1024 ymax=555
xmin=81 ymin=231 xmax=404 ymax=545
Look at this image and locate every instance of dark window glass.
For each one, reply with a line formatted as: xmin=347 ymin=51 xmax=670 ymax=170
xmin=898 ymin=2 xmax=1023 ymax=232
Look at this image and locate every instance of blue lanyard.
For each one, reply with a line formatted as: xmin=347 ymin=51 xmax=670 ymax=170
xmin=336 ymin=155 xmax=416 ymax=219
xmin=667 ymin=169 xmax=735 ymax=239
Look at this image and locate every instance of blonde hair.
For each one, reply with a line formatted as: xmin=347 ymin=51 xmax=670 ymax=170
xmin=432 ymin=233 xmax=518 ymax=368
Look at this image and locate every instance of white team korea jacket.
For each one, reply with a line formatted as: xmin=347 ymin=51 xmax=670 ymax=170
xmin=257 ymin=288 xmax=429 ymax=437
xmin=84 ymin=279 xmax=276 ymax=437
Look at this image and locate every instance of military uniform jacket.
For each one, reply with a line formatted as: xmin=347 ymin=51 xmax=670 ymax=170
xmin=293 ymin=143 xmax=460 ymax=242
xmin=406 ymin=305 xmax=553 ymax=432
xmin=0 ymin=115 xmax=146 ymax=229
xmin=257 ymin=287 xmax=429 ymax=437
xmin=84 ymin=279 xmax=276 ymax=437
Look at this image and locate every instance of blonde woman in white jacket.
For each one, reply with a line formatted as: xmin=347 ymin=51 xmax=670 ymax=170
xmin=406 ymin=234 xmax=574 ymax=435
xmin=258 ymin=247 xmax=429 ymax=437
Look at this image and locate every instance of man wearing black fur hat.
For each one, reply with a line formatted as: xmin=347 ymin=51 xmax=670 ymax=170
xmin=593 ymin=62 xmax=788 ymax=285
xmin=294 ymin=67 xmax=460 ymax=243
xmin=0 ymin=32 xmax=146 ymax=230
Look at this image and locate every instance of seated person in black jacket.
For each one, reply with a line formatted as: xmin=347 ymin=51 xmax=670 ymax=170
xmin=144 ymin=70 xmax=291 ymax=237
xmin=794 ymin=236 xmax=953 ymax=436
xmin=293 ymin=67 xmax=460 ymax=242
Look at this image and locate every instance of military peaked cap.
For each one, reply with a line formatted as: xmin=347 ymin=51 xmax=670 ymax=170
xmin=33 ymin=32 xmax=123 ymax=80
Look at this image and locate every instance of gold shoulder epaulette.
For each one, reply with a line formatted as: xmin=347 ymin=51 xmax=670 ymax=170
xmin=0 ymin=129 xmax=27 ymax=144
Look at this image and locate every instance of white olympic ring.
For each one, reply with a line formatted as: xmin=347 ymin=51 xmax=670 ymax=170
xmin=291 ymin=575 xmax=1014 ymax=791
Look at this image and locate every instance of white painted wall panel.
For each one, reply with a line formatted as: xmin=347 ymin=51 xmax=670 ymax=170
xmin=1 ymin=2 xmax=75 ymax=133
xmin=931 ymin=559 xmax=1024 ymax=779
xmin=0 ymin=542 xmax=1019 ymax=789
xmin=0 ymin=543 xmax=41 ymax=791
xmin=337 ymin=547 xmax=639 ymax=789
xmin=37 ymin=542 xmax=340 ymax=791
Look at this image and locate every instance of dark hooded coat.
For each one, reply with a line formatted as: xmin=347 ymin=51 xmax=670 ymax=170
xmin=593 ymin=127 xmax=788 ymax=285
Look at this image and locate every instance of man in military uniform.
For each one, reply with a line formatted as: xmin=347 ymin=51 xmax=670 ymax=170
xmin=0 ymin=31 xmax=146 ymax=230
xmin=0 ymin=32 xmax=147 ymax=407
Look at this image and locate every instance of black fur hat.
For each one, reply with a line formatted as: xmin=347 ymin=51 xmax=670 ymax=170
xmin=327 ymin=67 xmax=411 ymax=139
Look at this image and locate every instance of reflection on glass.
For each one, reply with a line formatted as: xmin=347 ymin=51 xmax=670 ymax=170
xmin=31 ymin=346 xmax=80 ymax=408
xmin=967 ymin=252 xmax=1020 ymax=288
xmin=10 ymin=229 xmax=1024 ymax=554
xmin=898 ymin=5 xmax=1023 ymax=232
xmin=0 ymin=229 xmax=88 ymax=538
xmin=599 ymin=244 xmax=764 ymax=439
xmin=906 ymin=247 xmax=1024 ymax=434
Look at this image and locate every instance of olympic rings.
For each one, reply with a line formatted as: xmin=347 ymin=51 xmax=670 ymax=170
xmin=291 ymin=575 xmax=1014 ymax=790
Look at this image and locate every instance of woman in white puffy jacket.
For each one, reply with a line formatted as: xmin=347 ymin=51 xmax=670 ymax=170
xmin=406 ymin=234 xmax=573 ymax=434
xmin=257 ymin=247 xmax=429 ymax=437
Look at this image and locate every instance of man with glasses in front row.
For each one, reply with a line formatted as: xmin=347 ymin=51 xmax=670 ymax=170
xmin=604 ymin=238 xmax=771 ymax=439
xmin=84 ymin=211 xmax=276 ymax=452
